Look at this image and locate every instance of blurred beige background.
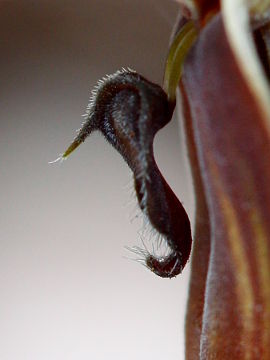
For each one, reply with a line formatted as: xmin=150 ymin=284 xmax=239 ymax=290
xmin=0 ymin=1 xmax=194 ymax=359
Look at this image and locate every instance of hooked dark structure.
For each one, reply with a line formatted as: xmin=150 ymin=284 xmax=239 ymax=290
xmin=61 ymin=68 xmax=192 ymax=278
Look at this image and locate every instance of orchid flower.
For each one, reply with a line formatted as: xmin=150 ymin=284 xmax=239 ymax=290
xmin=171 ymin=1 xmax=270 ymax=358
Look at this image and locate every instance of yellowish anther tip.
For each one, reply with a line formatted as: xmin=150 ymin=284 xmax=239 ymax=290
xmin=62 ymin=139 xmax=83 ymax=159
xmin=49 ymin=139 xmax=83 ymax=165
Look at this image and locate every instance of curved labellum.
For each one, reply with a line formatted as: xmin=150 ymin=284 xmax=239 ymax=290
xmin=60 ymin=69 xmax=192 ymax=278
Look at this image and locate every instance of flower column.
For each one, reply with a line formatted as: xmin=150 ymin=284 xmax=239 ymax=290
xmin=177 ymin=0 xmax=270 ymax=358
